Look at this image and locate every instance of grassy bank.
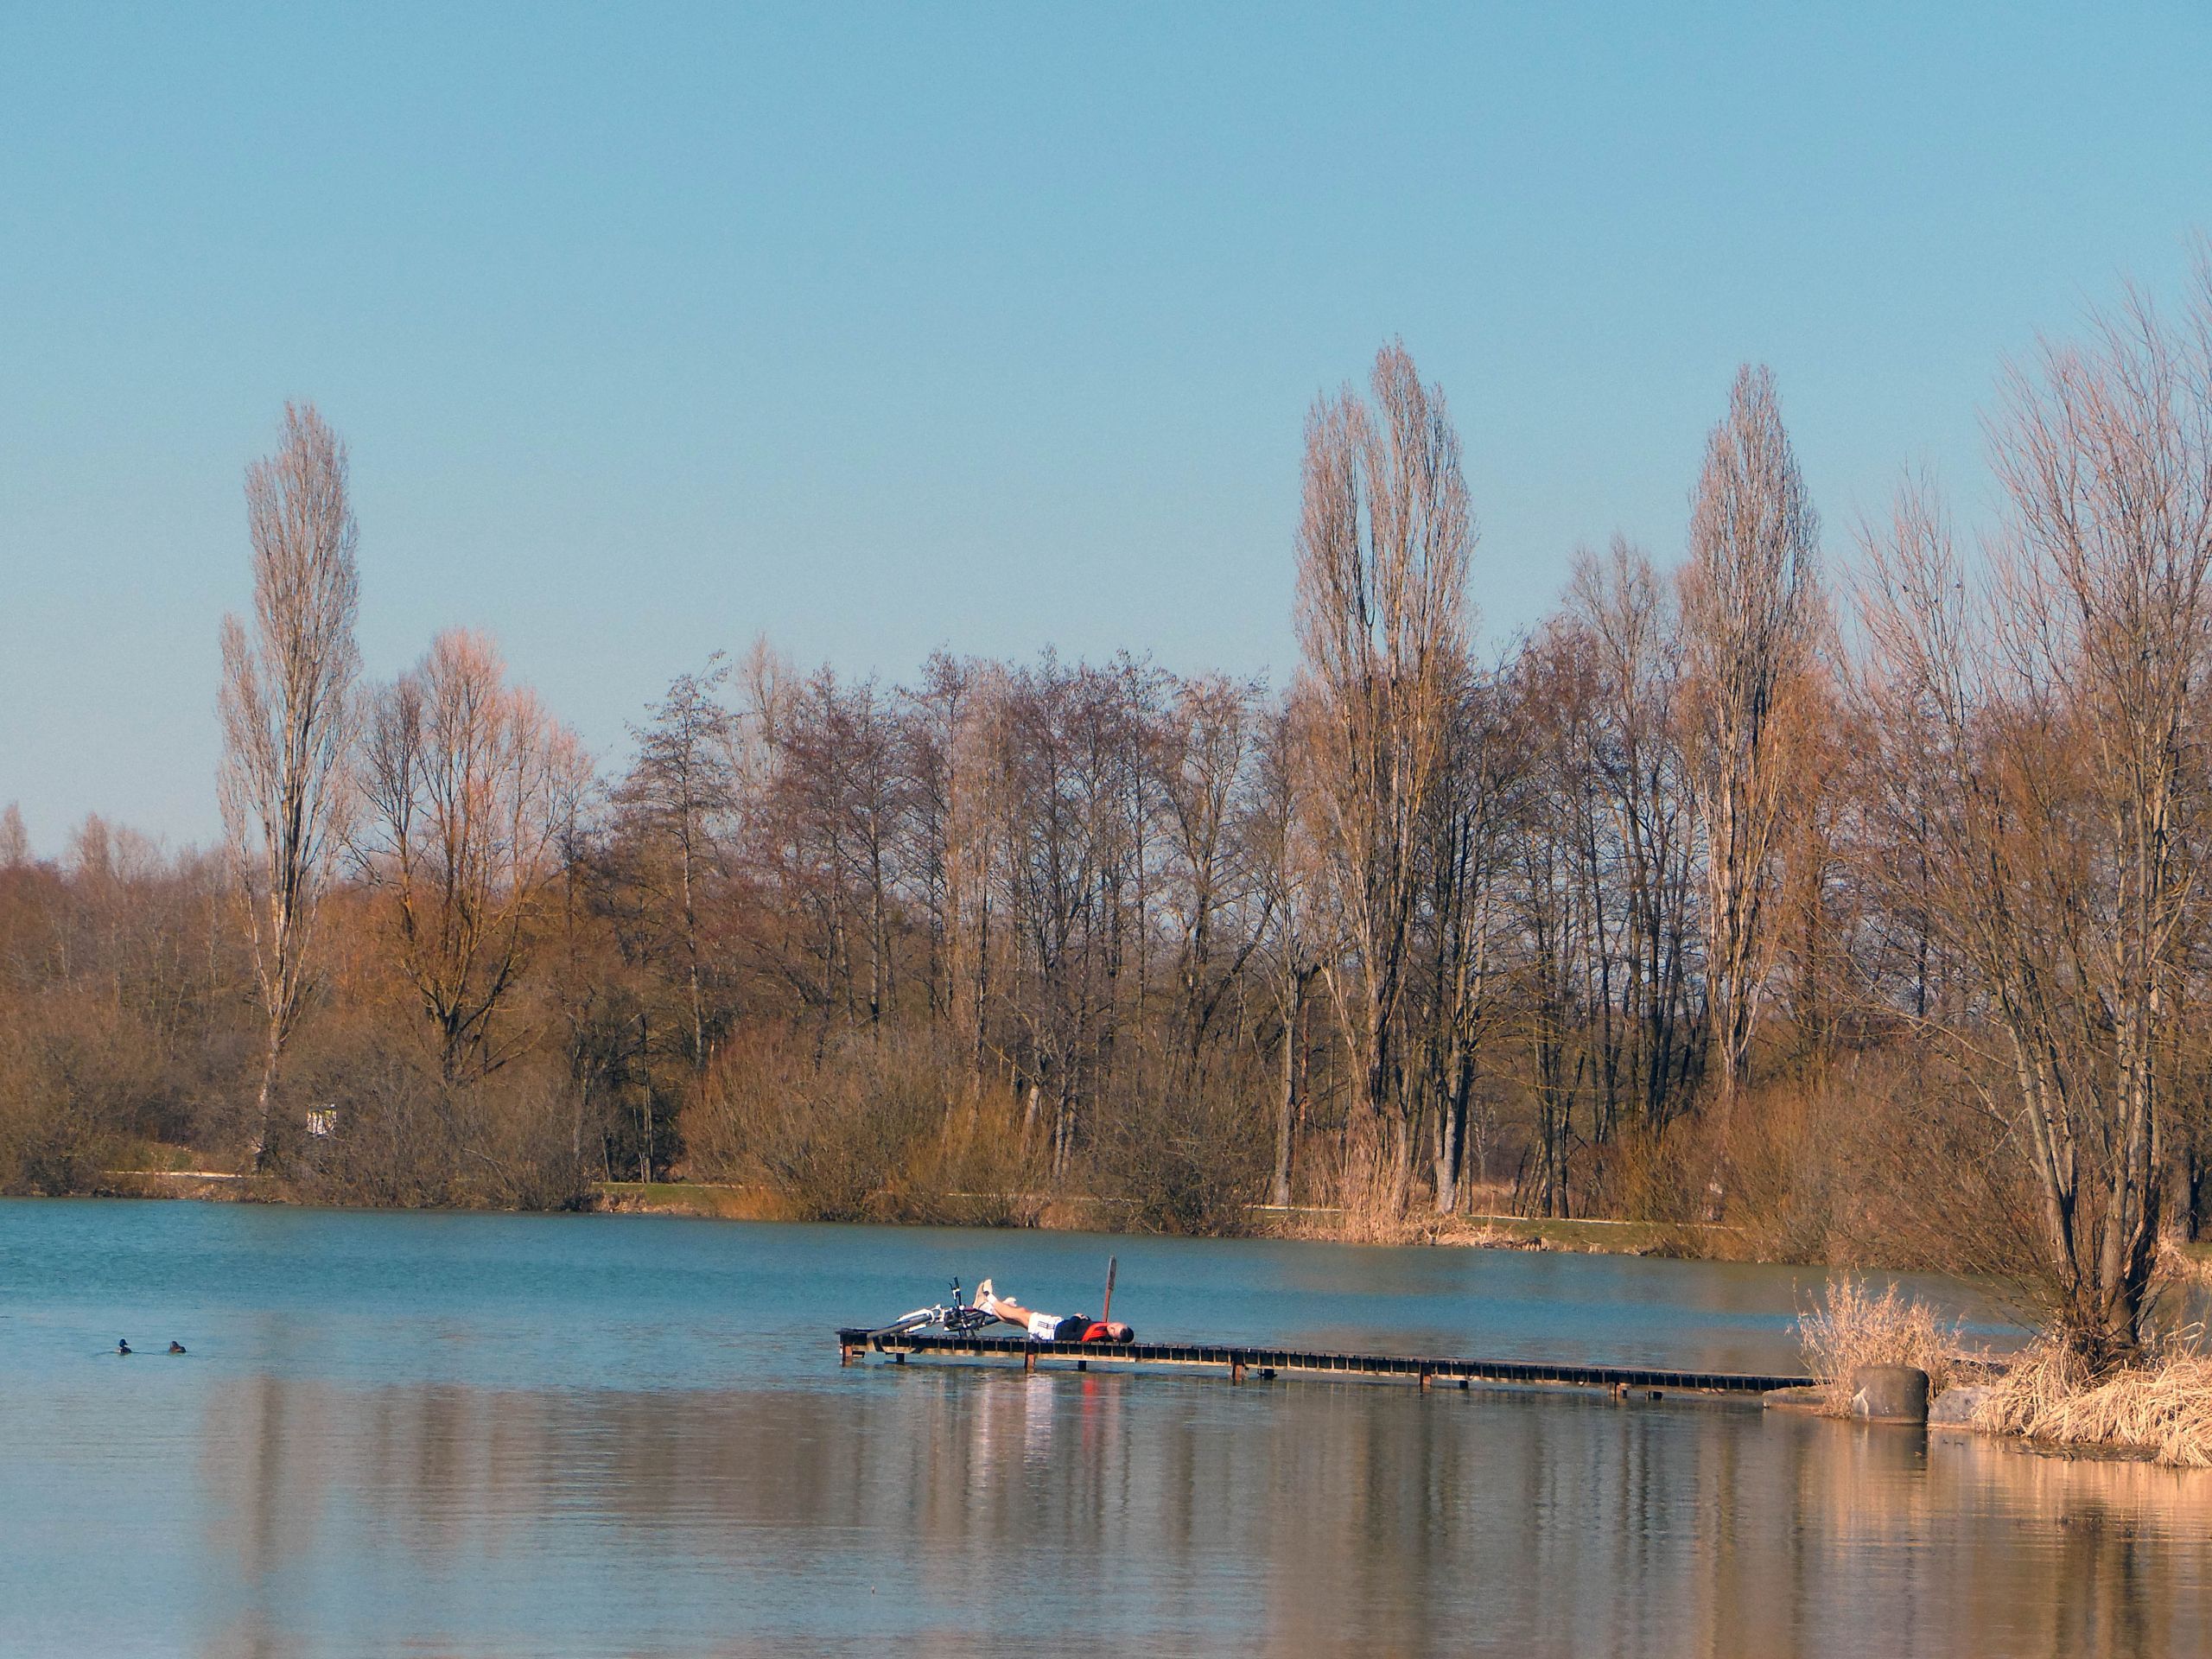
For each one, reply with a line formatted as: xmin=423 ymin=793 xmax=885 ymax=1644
xmin=597 ymin=1181 xmax=784 ymax=1219
xmin=593 ymin=1182 xmax=1726 ymax=1255
xmin=1258 ymin=1205 xmax=1724 ymax=1256
xmin=1794 ymin=1274 xmax=2212 ymax=1467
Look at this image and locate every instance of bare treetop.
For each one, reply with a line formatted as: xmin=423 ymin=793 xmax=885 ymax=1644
xmin=1683 ymin=365 xmax=1819 ymax=720
xmin=1295 ymin=340 xmax=1473 ymax=691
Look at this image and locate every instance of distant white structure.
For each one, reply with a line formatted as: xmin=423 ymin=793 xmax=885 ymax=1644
xmin=306 ymin=1106 xmax=339 ymax=1139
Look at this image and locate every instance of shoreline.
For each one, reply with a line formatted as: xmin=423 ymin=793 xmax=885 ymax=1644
xmin=67 ymin=1168 xmax=2212 ymax=1282
xmin=85 ymin=1168 xmax=1733 ymax=1259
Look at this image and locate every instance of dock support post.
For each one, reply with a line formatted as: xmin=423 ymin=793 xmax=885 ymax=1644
xmin=1230 ymin=1360 xmax=1246 ymax=1385
xmin=1848 ymin=1365 xmax=1927 ymax=1423
xmin=893 ymin=1351 xmax=905 ymax=1364
xmin=1419 ymin=1368 xmax=1433 ymax=1392
xmin=1024 ymin=1349 xmax=1036 ymax=1375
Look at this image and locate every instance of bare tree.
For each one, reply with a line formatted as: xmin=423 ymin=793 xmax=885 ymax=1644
xmin=748 ymin=668 xmax=903 ymax=1041
xmin=1679 ymin=365 xmax=1820 ymax=1122
xmin=1294 ymin=340 xmax=1473 ymax=1212
xmin=219 ymin=402 xmax=362 ymax=1169
xmin=1418 ymin=662 xmax=1511 ymax=1214
xmin=1566 ymin=540 xmax=1702 ymax=1138
xmin=1157 ymin=673 xmax=1268 ymax=1075
xmin=996 ymin=655 xmax=1127 ymax=1179
xmin=1859 ymin=264 xmax=2212 ymax=1360
xmin=896 ymin=652 xmax=1003 ymax=1084
xmin=613 ymin=658 xmax=736 ymax=1069
xmin=1510 ymin=626 xmax=1600 ymax=1217
xmin=1249 ymin=708 xmax=1317 ymax=1207
xmin=355 ymin=630 xmax=588 ymax=1083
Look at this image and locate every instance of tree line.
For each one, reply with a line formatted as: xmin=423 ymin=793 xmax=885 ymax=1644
xmin=7 ymin=270 xmax=2212 ymax=1363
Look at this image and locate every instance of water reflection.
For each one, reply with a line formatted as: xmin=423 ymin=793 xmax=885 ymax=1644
xmin=3 ymin=1200 xmax=2202 ymax=1657
xmin=186 ymin=1363 xmax=2212 ymax=1658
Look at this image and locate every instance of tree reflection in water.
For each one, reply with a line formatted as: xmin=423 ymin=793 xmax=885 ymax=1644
xmin=179 ymin=1365 xmax=2212 ymax=1658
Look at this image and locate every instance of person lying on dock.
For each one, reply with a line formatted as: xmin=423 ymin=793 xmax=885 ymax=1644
xmin=972 ymin=1280 xmax=1134 ymax=1344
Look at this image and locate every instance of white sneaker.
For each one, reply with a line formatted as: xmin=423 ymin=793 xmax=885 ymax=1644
xmin=973 ymin=1279 xmax=996 ymax=1314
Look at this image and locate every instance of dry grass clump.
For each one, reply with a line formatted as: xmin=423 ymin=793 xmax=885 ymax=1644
xmin=1391 ymin=1217 xmax=1548 ymax=1250
xmin=1796 ymin=1276 xmax=1961 ymax=1414
xmin=1974 ymin=1338 xmax=2212 ymax=1467
xmin=1263 ymin=1205 xmax=1432 ymax=1246
xmin=1264 ymin=1205 xmax=1551 ymax=1250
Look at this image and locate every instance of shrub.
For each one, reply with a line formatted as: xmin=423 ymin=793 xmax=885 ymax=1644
xmin=0 ymin=995 xmax=169 ymax=1195
xmin=1096 ymin=1082 xmax=1268 ymax=1236
xmin=283 ymin=1024 xmax=594 ymax=1211
xmin=688 ymin=1027 xmax=947 ymax=1222
xmin=1796 ymin=1274 xmax=1961 ymax=1413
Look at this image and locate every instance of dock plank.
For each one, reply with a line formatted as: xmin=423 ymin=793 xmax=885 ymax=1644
xmin=836 ymin=1328 xmax=1806 ymax=1395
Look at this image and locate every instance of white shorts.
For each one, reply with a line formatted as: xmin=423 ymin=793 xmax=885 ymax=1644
xmin=1026 ymin=1310 xmax=1069 ymax=1342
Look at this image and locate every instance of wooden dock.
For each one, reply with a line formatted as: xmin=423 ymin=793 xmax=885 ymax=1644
xmin=836 ymin=1328 xmax=1806 ymax=1397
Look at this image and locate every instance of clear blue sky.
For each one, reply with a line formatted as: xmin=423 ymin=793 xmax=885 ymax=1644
xmin=4 ymin=3 xmax=2209 ymax=852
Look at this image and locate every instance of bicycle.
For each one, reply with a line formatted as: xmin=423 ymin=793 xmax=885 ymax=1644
xmin=870 ymin=1277 xmax=999 ymax=1342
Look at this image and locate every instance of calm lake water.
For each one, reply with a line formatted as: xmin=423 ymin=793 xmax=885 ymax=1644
xmin=2 ymin=1199 xmax=2207 ymax=1657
